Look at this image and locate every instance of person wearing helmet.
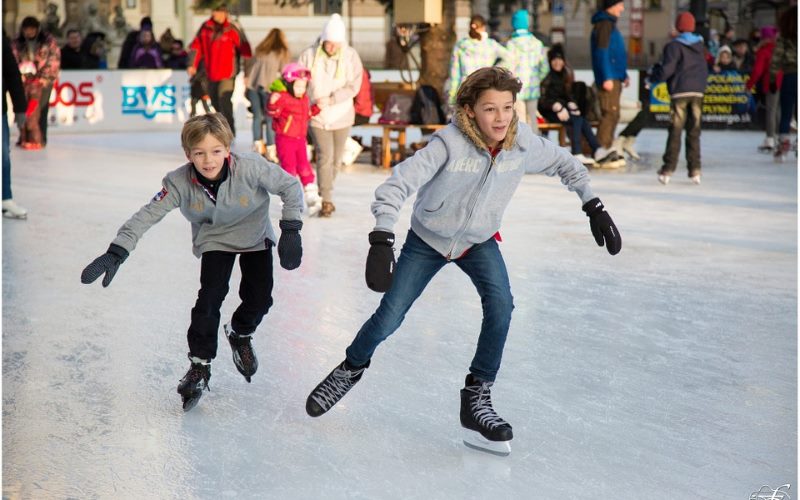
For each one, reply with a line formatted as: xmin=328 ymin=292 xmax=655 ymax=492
xmin=268 ymin=62 xmax=323 ymax=216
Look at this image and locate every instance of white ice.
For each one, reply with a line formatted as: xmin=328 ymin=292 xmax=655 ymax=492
xmin=3 ymin=127 xmax=796 ymax=499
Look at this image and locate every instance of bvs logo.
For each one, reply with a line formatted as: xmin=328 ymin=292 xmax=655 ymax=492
xmin=121 ymin=85 xmax=176 ymax=119
xmin=49 ymin=79 xmax=95 ymax=107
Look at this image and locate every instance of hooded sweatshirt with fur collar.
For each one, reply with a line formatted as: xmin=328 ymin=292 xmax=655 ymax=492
xmin=372 ymin=110 xmax=595 ymax=259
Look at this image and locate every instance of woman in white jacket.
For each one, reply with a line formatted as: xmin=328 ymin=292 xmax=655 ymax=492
xmin=298 ymin=14 xmax=363 ymax=217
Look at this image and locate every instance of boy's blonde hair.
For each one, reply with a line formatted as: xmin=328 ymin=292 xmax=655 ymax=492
xmin=456 ymin=67 xmax=522 ymax=109
xmin=181 ymin=113 xmax=234 ymax=152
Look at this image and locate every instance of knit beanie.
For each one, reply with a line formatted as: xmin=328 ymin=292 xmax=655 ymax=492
xmin=675 ymin=12 xmax=695 ymax=33
xmin=760 ymin=25 xmax=777 ymax=40
xmin=511 ymin=10 xmax=530 ymax=31
xmin=547 ymin=44 xmax=565 ymax=62
xmin=601 ymin=0 xmax=623 ymax=11
xmin=321 ymin=13 xmax=346 ymax=43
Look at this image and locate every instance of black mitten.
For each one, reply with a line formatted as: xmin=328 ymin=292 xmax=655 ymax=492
xmin=278 ymin=219 xmax=303 ymax=270
xmin=365 ymin=231 xmax=396 ymax=292
xmin=582 ymin=198 xmax=622 ymax=255
xmin=81 ymin=244 xmax=129 ymax=287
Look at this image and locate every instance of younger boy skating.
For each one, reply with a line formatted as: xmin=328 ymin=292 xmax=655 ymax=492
xmin=305 ymin=67 xmax=622 ymax=455
xmin=81 ymin=113 xmax=304 ymax=411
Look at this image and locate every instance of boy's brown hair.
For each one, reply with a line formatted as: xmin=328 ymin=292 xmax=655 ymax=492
xmin=181 ymin=113 xmax=234 ymax=152
xmin=455 ymin=67 xmax=522 ymax=109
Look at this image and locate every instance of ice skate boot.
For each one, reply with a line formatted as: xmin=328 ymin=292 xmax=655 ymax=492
xmin=594 ymin=147 xmax=625 ymax=169
xmin=758 ymin=136 xmax=775 ymax=154
xmin=774 ymin=135 xmax=792 ymax=163
xmin=2 ymin=200 xmax=28 ymax=219
xmin=177 ymin=355 xmax=211 ymax=412
xmin=225 ymin=324 xmax=258 ymax=383
xmin=306 ymin=359 xmax=369 ymax=417
xmin=460 ymin=374 xmax=513 ymax=456
xmin=265 ymin=144 xmax=279 ymax=163
xmin=304 ymin=183 xmax=322 ymax=217
xmin=621 ymin=136 xmax=641 ymax=160
xmin=252 ymin=140 xmax=266 ymax=156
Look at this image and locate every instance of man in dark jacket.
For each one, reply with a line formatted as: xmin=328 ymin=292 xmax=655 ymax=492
xmin=3 ymin=32 xmax=29 ymax=219
xmin=590 ymin=0 xmax=628 ymax=160
xmin=650 ymin=12 xmax=708 ymax=185
xmin=187 ymin=2 xmax=251 ymax=135
xmin=60 ymin=29 xmax=85 ymax=69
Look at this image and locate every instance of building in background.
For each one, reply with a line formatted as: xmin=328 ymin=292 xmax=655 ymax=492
xmin=1 ymin=0 xmax=787 ymax=69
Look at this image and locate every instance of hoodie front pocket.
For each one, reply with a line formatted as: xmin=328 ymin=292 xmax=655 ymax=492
xmin=423 ymin=201 xmax=444 ymax=213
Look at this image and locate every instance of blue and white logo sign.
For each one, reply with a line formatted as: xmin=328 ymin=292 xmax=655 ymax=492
xmin=121 ymin=85 xmax=177 ymax=119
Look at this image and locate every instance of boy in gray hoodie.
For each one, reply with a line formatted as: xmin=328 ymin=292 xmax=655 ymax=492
xmin=81 ymin=113 xmax=304 ymax=411
xmin=304 ymin=67 xmax=622 ymax=455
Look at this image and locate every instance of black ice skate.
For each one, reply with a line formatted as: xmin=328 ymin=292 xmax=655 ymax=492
xmin=225 ymin=324 xmax=258 ymax=383
xmin=460 ymin=374 xmax=513 ymax=456
xmin=177 ymin=355 xmax=211 ymax=412
xmin=306 ymin=360 xmax=369 ymax=417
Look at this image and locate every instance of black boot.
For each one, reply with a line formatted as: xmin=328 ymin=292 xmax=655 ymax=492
xmin=460 ymin=374 xmax=513 ymax=455
xmin=306 ymin=359 xmax=369 ymax=417
xmin=225 ymin=324 xmax=258 ymax=383
xmin=177 ymin=355 xmax=211 ymax=412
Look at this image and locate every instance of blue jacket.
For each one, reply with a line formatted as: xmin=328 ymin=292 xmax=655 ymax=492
xmin=590 ymin=11 xmax=628 ymax=84
xmin=650 ymin=33 xmax=708 ymax=97
xmin=371 ymin=110 xmax=595 ymax=259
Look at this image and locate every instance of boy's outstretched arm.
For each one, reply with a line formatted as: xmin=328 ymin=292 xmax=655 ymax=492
xmin=81 ymin=178 xmax=181 ymax=287
xmin=366 ymin=136 xmax=448 ymax=292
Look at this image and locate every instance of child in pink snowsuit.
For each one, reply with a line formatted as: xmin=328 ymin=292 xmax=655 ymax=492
xmin=267 ymin=62 xmax=322 ymax=215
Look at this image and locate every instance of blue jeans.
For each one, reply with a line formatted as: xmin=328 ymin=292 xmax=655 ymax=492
xmin=346 ymin=230 xmax=515 ymax=382
xmin=569 ymin=115 xmax=600 ymax=155
xmin=2 ymin=112 xmax=11 ymax=201
xmin=246 ymin=87 xmax=274 ymax=145
xmin=779 ymin=72 xmax=797 ymax=135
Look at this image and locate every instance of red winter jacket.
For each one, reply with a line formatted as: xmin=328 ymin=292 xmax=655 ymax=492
xmin=747 ymin=41 xmax=782 ymax=93
xmin=268 ymin=90 xmax=320 ymax=139
xmin=189 ymin=18 xmax=251 ymax=82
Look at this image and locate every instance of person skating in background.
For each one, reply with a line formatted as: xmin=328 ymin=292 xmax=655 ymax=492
xmin=298 ymin=13 xmax=363 ymax=218
xmin=539 ymin=44 xmax=623 ymax=168
xmin=770 ymin=5 xmax=797 ymax=162
xmin=187 ymin=2 xmax=252 ymax=135
xmin=3 ymin=31 xmax=28 ymax=220
xmin=590 ymin=0 xmax=628 ymax=168
xmin=128 ymin=27 xmax=163 ymax=69
xmin=11 ymin=16 xmax=60 ymax=151
xmin=651 ymin=12 xmax=708 ymax=185
xmin=80 ymin=113 xmax=304 ymax=411
xmin=746 ymin=25 xmax=780 ymax=153
xmin=505 ymin=9 xmax=549 ymax=132
xmin=267 ymin=62 xmax=323 ymax=216
xmin=447 ymin=14 xmax=511 ymax=107
xmin=245 ymin=28 xmax=290 ymax=161
xmin=304 ymin=67 xmax=621 ymax=457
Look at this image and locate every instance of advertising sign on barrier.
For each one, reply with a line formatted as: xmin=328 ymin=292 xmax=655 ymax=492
xmin=34 ymin=70 xmax=249 ymax=135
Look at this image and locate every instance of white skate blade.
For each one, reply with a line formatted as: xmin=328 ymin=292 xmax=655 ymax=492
xmin=462 ymin=429 xmax=511 ymax=456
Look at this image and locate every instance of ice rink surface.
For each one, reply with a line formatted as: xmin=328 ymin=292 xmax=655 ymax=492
xmin=2 ymin=127 xmax=797 ymax=499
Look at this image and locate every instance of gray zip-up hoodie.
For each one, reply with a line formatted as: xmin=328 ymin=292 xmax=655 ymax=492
xmin=112 ymin=152 xmax=303 ymax=258
xmin=372 ymin=109 xmax=595 ymax=259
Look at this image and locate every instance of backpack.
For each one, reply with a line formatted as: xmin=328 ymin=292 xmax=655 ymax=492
xmin=378 ymin=93 xmax=413 ymax=125
xmin=410 ymin=85 xmax=446 ymax=125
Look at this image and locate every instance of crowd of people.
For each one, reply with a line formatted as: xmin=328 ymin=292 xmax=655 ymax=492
xmin=2 ymin=1 xmax=797 ymax=221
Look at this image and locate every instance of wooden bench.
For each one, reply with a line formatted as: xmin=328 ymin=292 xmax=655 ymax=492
xmin=357 ymin=123 xmax=447 ymax=169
